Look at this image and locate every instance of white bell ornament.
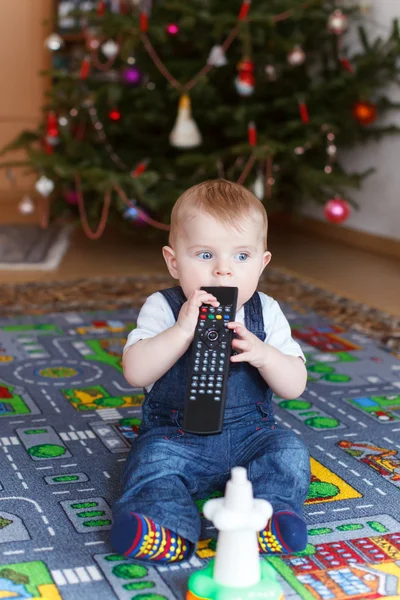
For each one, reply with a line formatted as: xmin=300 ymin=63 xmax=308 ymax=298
xmin=169 ymin=94 xmax=202 ymax=149
xmin=207 ymin=45 xmax=228 ymax=67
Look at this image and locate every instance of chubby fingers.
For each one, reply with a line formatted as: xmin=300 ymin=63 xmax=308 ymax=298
xmin=189 ymin=289 xmax=220 ymax=308
xmin=226 ymin=321 xmax=249 ymax=338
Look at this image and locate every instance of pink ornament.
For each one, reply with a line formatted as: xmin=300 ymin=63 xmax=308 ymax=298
xmin=64 ymin=190 xmax=79 ymax=205
xmin=324 ymin=197 xmax=351 ymax=223
xmin=167 ymin=23 xmax=179 ymax=35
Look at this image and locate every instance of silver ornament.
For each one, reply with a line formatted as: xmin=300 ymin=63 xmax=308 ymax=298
xmin=327 ymin=144 xmax=337 ymax=156
xmin=265 ymin=64 xmax=277 ymax=81
xmin=45 ymin=33 xmax=64 ymax=51
xmin=327 ymin=10 xmax=348 ymax=35
xmin=18 ymin=196 xmax=35 ymax=215
xmin=252 ymin=172 xmax=264 ymax=200
xmin=81 ymin=1 xmax=96 ymax=11
xmin=287 ymin=45 xmax=306 ymax=66
xmin=101 ymin=40 xmax=120 ymax=59
xmin=35 ymin=175 xmax=55 ymax=198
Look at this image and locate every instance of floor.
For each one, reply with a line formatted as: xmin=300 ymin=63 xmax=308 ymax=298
xmin=0 ymin=226 xmax=399 ymax=317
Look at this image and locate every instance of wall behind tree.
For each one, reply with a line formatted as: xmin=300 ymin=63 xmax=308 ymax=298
xmin=0 ymin=0 xmax=52 ymax=223
xmin=301 ymin=0 xmax=400 ymax=241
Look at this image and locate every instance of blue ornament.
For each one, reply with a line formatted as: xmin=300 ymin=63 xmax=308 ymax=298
xmin=123 ymin=206 xmax=139 ymax=221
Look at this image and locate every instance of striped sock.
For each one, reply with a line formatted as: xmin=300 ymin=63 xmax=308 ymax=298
xmin=111 ymin=513 xmax=193 ymax=562
xmin=258 ymin=511 xmax=307 ymax=554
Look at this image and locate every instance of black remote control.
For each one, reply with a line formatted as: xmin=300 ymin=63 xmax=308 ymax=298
xmin=183 ymin=286 xmax=238 ymax=435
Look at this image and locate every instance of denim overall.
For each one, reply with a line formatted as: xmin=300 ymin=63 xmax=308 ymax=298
xmin=112 ymin=286 xmax=310 ymax=550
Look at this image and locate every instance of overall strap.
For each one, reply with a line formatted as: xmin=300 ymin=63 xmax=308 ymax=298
xmin=159 ymin=286 xmax=186 ymax=321
xmin=244 ymin=291 xmax=266 ymax=341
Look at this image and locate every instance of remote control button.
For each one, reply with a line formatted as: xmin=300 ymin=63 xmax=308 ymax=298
xmin=208 ymin=314 xmax=215 ymax=319
xmin=200 ymin=382 xmax=206 ymax=387
xmin=190 ymin=396 xmax=196 ymax=400
xmin=197 ymin=343 xmax=202 ymax=348
xmin=216 ymin=315 xmax=222 ymax=319
xmin=201 ymin=307 xmax=207 ymax=312
xmin=200 ymin=315 xmax=206 ymax=320
xmin=216 ymin=383 xmax=222 ymax=388
xmin=209 ymin=307 xmax=215 ymax=313
xmin=218 ymin=367 xmax=224 ymax=373
xmin=207 ymin=389 xmax=213 ymax=394
xmin=214 ymin=397 xmax=220 ymax=401
xmin=190 ymin=389 xmax=197 ymax=394
xmin=206 ymin=329 xmax=219 ymax=341
xmin=223 ymin=315 xmax=230 ymax=320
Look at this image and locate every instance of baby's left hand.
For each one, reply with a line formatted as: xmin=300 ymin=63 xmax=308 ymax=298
xmin=226 ymin=322 xmax=267 ymax=369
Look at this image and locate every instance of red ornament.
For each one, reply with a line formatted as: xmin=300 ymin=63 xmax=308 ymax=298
xmin=352 ymin=101 xmax=377 ymax=125
xmin=235 ymin=59 xmax=255 ymax=96
xmin=80 ymin=55 xmax=91 ymax=80
xmin=140 ymin=12 xmax=148 ymax=32
xmin=324 ymin=197 xmax=351 ymax=223
xmin=238 ymin=0 xmax=251 ymax=20
xmin=46 ymin=111 xmax=59 ymax=143
xmin=109 ymin=109 xmax=121 ymax=121
xmin=339 ymin=56 xmax=353 ymax=73
xmin=131 ymin=159 xmax=149 ymax=178
xmin=298 ymin=100 xmax=309 ymax=124
xmin=97 ymin=0 xmax=105 ymax=16
xmin=247 ymin=121 xmax=257 ymax=146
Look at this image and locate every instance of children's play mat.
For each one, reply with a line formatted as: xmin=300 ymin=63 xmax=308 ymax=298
xmin=0 ymin=301 xmax=399 ymax=600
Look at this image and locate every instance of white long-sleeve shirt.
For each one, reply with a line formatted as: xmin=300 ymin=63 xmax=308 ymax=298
xmin=124 ymin=291 xmax=305 ymax=392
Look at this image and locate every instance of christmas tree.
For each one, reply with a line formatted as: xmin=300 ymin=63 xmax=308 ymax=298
xmin=1 ymin=0 xmax=400 ymax=238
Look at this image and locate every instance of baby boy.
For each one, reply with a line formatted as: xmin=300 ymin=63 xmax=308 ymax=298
xmin=111 ymin=179 xmax=310 ymax=563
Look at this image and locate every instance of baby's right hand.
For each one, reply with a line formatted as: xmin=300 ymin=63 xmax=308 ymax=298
xmin=176 ymin=289 xmax=220 ymax=339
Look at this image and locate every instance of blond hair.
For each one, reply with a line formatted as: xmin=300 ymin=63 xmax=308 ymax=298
xmin=169 ymin=179 xmax=268 ymax=248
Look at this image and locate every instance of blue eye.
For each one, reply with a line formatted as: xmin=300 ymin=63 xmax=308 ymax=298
xmin=198 ymin=251 xmax=213 ymax=260
xmin=235 ymin=252 xmax=249 ymax=262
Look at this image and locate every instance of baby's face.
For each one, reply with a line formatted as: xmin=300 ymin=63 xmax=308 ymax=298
xmin=163 ymin=212 xmax=271 ymax=310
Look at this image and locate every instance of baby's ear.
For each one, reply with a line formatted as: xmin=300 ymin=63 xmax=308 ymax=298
xmin=162 ymin=246 xmax=179 ymax=279
xmin=261 ymin=251 xmax=272 ymax=273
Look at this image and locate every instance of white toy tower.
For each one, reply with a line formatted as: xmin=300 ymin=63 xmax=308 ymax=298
xmin=203 ymin=466 xmax=273 ymax=588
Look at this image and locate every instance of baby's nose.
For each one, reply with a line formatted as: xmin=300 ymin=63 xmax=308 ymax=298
xmin=214 ymin=265 xmax=232 ymax=276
